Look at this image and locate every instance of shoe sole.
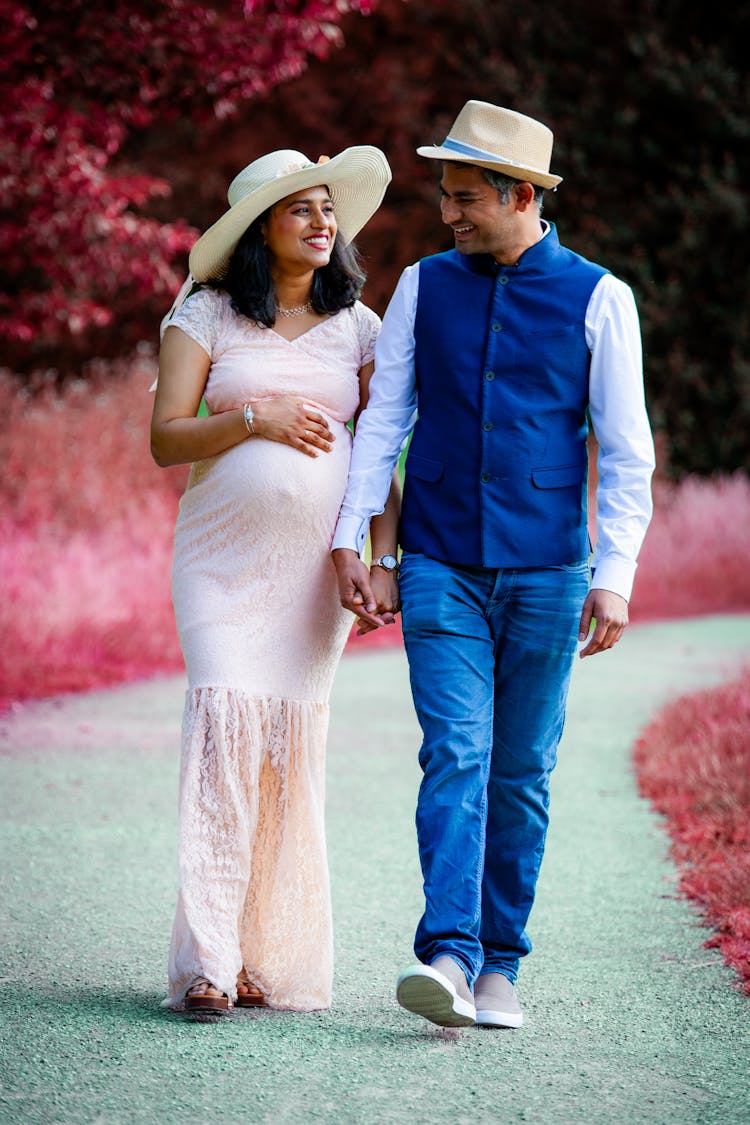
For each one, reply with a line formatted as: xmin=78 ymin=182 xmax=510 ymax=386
xmin=397 ymin=966 xmax=476 ymax=1028
xmin=184 ymin=995 xmax=230 ymax=1014
xmin=475 ymin=1007 xmax=523 ymax=1029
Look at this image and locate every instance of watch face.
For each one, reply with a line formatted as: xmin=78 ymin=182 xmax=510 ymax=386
xmin=380 ymin=554 xmax=398 ymax=571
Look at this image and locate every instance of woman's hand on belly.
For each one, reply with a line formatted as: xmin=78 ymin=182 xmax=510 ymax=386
xmin=252 ymin=396 xmax=334 ymax=458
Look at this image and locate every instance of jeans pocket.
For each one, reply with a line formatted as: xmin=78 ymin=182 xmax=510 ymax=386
xmin=396 ymin=549 xmax=419 ymax=579
xmin=548 ymin=559 xmax=591 ymax=576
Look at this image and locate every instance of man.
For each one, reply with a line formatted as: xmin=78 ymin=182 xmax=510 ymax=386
xmin=332 ymin=101 xmax=655 ymax=1030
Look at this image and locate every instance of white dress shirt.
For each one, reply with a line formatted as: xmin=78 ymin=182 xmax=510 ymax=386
xmin=333 ymin=229 xmax=655 ymax=601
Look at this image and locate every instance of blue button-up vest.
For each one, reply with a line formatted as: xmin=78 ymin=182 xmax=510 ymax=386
xmin=400 ymin=225 xmax=607 ymax=568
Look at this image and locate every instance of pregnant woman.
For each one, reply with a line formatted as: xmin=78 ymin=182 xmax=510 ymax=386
xmin=151 ymin=146 xmax=398 ymax=1014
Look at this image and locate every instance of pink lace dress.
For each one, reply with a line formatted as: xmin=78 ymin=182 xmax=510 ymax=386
xmin=164 ymin=288 xmax=379 ymax=1010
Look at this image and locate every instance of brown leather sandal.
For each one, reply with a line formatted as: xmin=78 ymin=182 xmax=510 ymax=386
xmin=235 ymin=970 xmax=266 ymax=1008
xmin=184 ymin=977 xmax=230 ymax=1013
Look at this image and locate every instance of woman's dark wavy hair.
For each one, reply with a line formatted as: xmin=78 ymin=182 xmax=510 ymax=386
xmin=204 ymin=205 xmax=366 ymax=328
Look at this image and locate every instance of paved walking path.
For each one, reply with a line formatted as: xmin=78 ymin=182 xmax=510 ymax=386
xmin=1 ymin=615 xmax=749 ymax=1125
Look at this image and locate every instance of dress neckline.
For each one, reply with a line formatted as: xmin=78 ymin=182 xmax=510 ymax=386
xmin=267 ymin=312 xmax=338 ymax=344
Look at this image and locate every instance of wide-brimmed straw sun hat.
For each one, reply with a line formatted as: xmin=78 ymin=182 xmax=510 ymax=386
xmin=188 ymin=146 xmax=392 ymax=281
xmin=417 ymin=101 xmax=562 ymax=190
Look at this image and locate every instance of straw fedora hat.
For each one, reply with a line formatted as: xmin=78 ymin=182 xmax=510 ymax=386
xmin=189 ymin=146 xmax=392 ymax=282
xmin=417 ymin=101 xmax=562 ymax=189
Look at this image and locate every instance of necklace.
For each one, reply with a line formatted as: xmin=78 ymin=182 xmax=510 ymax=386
xmin=276 ymin=301 xmax=313 ymax=318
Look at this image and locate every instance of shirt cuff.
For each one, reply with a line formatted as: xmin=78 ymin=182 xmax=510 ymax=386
xmin=331 ymin=515 xmax=370 ymax=556
xmin=589 ymin=556 xmax=637 ymax=602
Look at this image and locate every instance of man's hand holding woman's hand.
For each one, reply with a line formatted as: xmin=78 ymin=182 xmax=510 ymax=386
xmin=357 ymin=565 xmax=400 ymax=635
xmin=332 ymin=549 xmax=400 ymax=635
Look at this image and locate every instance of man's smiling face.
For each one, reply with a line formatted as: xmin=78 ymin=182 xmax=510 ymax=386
xmin=439 ymin=162 xmax=520 ymax=263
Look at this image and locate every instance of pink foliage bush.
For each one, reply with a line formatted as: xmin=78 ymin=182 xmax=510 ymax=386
xmin=1 ymin=363 xmax=749 ymax=711
xmin=633 ymin=670 xmax=750 ymax=993
xmin=0 ymin=356 xmax=396 ymax=709
xmin=0 ymin=355 xmax=187 ymax=707
xmin=629 ymin=474 xmax=750 ymax=621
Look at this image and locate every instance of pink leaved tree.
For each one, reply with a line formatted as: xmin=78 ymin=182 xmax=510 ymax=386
xmin=0 ymin=0 xmax=377 ymax=374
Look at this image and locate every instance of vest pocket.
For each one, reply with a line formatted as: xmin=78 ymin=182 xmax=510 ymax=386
xmin=531 ymin=463 xmax=586 ymax=489
xmin=405 ymin=453 xmax=444 ymax=483
xmin=517 ymin=324 xmax=589 ymax=383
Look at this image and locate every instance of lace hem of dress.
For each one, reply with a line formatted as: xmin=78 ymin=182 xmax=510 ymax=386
xmin=167 ymin=686 xmax=334 ymax=1011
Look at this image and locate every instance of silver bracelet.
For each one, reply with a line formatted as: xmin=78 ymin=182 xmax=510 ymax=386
xmin=242 ymin=402 xmax=255 ymax=435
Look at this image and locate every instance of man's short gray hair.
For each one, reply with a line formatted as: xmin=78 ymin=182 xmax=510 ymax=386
xmin=481 ymin=168 xmax=545 ymax=214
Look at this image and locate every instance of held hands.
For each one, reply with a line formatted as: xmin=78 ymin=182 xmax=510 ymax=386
xmin=356 ymin=566 xmax=401 ymax=636
xmin=251 ymin=397 xmax=333 ymax=458
xmin=332 ymin=549 xmax=400 ymax=634
xmin=578 ymin=588 xmax=629 ymax=658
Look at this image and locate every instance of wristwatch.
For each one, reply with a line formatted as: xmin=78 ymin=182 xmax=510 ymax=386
xmin=372 ymin=554 xmax=399 ymax=573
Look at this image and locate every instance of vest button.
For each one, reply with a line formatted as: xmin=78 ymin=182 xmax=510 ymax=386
xmin=499 ymin=275 xmax=509 ymax=285
xmin=485 ymin=371 xmax=495 ymax=381
xmin=481 ymin=472 xmax=492 ymax=483
xmin=483 ymin=421 xmax=493 ymax=432
xmin=491 ymin=322 xmax=502 ymax=332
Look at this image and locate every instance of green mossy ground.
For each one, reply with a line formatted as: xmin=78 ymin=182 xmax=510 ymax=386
xmin=1 ymin=617 xmax=749 ymax=1124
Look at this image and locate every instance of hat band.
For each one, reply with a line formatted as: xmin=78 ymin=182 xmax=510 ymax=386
xmin=442 ymin=136 xmax=525 ymax=170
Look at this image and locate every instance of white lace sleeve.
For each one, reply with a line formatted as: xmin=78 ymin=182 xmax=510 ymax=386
xmin=168 ymin=288 xmax=228 ymax=358
xmin=355 ymin=302 xmax=381 ymax=367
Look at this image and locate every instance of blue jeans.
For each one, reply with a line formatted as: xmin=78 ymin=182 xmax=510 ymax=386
xmin=399 ymin=551 xmax=590 ymax=984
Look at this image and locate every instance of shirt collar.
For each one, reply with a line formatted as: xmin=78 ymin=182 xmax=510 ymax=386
xmin=462 ymin=221 xmax=559 ymax=276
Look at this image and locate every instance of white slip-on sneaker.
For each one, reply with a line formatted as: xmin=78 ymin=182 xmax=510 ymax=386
xmin=474 ymin=971 xmax=523 ymax=1028
xmin=396 ymin=955 xmax=476 ymax=1028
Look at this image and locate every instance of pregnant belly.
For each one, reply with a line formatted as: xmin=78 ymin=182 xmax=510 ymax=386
xmin=176 ymin=423 xmax=353 ymax=546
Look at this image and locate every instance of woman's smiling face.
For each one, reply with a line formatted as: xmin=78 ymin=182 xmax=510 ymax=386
xmin=262 ymin=185 xmax=337 ymax=272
